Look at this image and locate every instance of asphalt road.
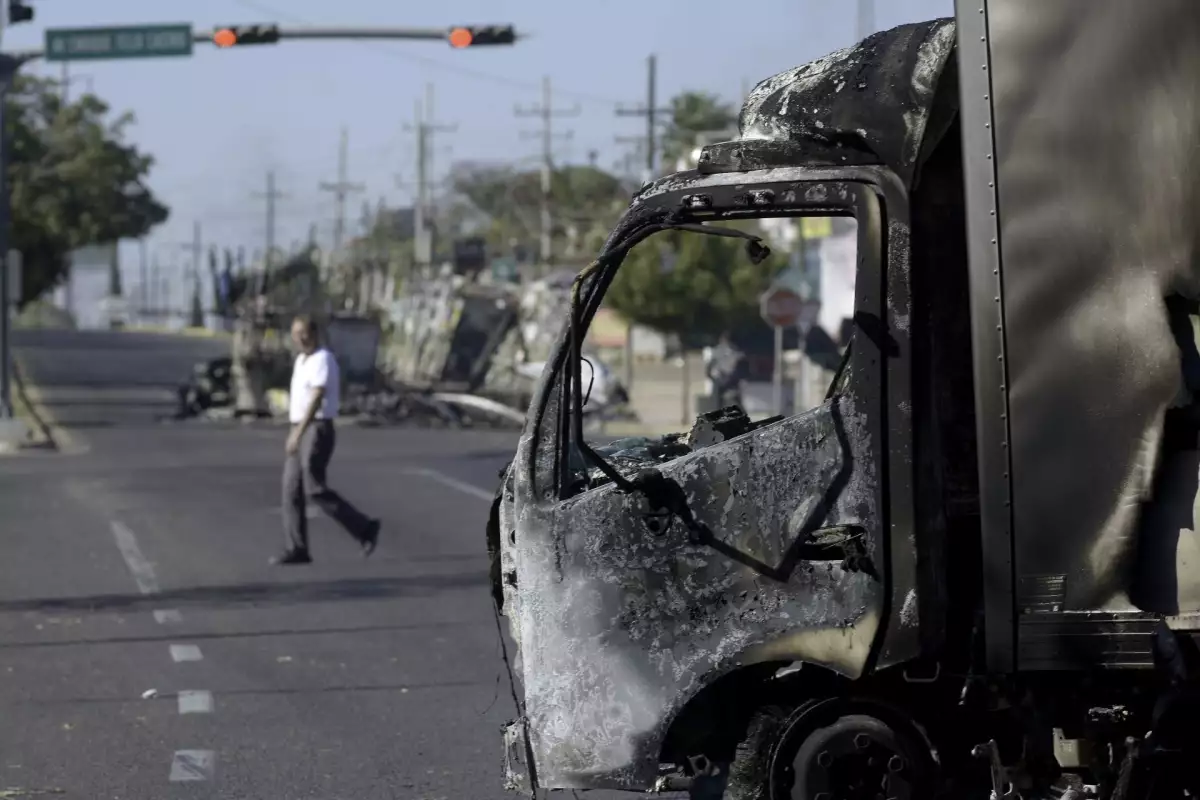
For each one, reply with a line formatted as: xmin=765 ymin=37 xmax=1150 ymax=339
xmin=0 ymin=329 xmax=548 ymax=799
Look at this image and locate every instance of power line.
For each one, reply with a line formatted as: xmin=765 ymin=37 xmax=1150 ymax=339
xmin=615 ymin=54 xmax=671 ymax=184
xmin=515 ymin=75 xmax=579 ymax=267
xmin=318 ymin=126 xmax=365 ymax=254
xmin=402 ymin=84 xmax=456 ymax=271
xmin=614 ymin=54 xmax=670 ymax=390
xmin=251 ymin=170 xmax=286 ymax=281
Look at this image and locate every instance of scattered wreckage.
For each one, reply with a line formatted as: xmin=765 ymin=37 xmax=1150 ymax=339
xmin=487 ymin=2 xmax=1200 ymax=798
xmin=174 ymin=274 xmax=633 ymax=431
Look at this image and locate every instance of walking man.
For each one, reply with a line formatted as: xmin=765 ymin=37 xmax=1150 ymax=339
xmin=273 ymin=315 xmax=380 ymax=565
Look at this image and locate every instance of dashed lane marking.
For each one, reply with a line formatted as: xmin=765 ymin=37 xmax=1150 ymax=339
xmin=110 ymin=520 xmax=160 ymax=594
xmin=170 ymin=644 xmax=203 ymax=662
xmin=404 ymin=467 xmax=494 ymax=502
xmin=169 ymin=749 xmax=215 ymax=781
xmin=177 ymin=690 xmax=213 ymax=714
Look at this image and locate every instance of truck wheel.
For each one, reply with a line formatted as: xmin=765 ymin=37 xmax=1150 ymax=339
xmin=724 ymin=704 xmax=793 ymax=800
xmin=769 ymin=699 xmax=936 ymax=800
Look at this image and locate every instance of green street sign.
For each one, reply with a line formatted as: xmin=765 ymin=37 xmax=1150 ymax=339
xmin=45 ymin=24 xmax=194 ymax=62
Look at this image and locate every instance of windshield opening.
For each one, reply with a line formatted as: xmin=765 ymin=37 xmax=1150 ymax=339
xmin=548 ymin=213 xmax=859 ymax=498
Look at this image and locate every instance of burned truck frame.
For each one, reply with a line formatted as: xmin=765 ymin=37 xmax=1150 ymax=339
xmin=489 ymin=1 xmax=1200 ymax=797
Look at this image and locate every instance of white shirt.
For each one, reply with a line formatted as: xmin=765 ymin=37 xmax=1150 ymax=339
xmin=289 ymin=348 xmax=340 ymax=423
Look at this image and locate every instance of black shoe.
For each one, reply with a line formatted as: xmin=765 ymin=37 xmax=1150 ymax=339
xmin=360 ymin=519 xmax=381 ymax=558
xmin=270 ymin=549 xmax=312 ymax=566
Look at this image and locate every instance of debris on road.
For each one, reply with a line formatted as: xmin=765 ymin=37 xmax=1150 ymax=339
xmin=171 ymin=275 xmax=638 ymax=431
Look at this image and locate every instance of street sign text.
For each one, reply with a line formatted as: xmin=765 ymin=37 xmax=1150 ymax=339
xmin=46 ymin=25 xmax=194 ymax=62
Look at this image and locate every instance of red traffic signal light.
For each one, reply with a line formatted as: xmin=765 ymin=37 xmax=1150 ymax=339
xmin=212 ymin=25 xmax=281 ymax=47
xmin=447 ymin=25 xmax=516 ymax=48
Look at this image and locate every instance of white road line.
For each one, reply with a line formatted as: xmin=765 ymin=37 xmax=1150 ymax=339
xmin=110 ymin=520 xmax=159 ymax=594
xmin=169 ymin=749 xmax=215 ymax=781
xmin=170 ymin=644 xmax=203 ymax=662
xmin=177 ymin=690 xmax=213 ymax=714
xmin=405 ymin=467 xmax=494 ymax=502
xmin=153 ymin=609 xmax=183 ymax=624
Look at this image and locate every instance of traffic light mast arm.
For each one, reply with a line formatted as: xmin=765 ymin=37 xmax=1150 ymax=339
xmin=207 ymin=26 xmax=451 ymax=44
xmin=208 ymin=25 xmax=520 ymax=45
xmin=1 ymin=24 xmax=520 ymax=63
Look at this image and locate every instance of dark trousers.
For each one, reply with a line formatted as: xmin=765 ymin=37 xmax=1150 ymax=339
xmin=282 ymin=420 xmax=373 ymax=552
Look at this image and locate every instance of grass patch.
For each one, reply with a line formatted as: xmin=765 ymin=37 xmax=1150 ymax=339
xmin=14 ymin=300 xmax=76 ymax=330
xmin=7 ymin=365 xmax=51 ymax=448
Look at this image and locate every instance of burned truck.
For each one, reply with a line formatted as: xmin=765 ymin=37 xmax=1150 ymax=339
xmin=486 ymin=1 xmax=1200 ymax=798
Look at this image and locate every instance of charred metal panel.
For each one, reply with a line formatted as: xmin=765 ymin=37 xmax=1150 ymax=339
xmin=518 ymin=397 xmax=883 ymax=789
xmin=700 ymin=19 xmax=956 ymax=185
xmin=983 ymin=0 xmax=1200 ymax=660
xmin=955 ymin=0 xmax=1016 ymax=672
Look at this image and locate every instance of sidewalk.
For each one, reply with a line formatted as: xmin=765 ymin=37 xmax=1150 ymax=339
xmin=1 ymin=365 xmax=50 ymax=453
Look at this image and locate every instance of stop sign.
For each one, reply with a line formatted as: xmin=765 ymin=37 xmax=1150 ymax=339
xmin=760 ymin=285 xmax=806 ymax=328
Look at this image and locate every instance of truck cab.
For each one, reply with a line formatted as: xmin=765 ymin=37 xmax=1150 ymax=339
xmin=487 ymin=2 xmax=1200 ymax=797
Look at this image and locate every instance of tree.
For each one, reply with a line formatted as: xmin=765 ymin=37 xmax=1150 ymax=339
xmin=605 ymin=222 xmax=788 ymax=349
xmin=5 ymin=74 xmax=169 ymax=306
xmin=661 ymin=91 xmax=739 ymax=168
xmin=446 ymin=161 xmax=632 ymax=262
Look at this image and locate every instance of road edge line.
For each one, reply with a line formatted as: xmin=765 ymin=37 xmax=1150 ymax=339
xmin=10 ymin=356 xmax=85 ymax=453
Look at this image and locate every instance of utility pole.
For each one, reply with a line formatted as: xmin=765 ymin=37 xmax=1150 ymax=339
xmin=404 ymin=84 xmax=456 ymax=275
xmin=189 ymin=221 xmax=203 ymax=327
xmin=615 ymin=54 xmax=672 ymax=391
xmin=319 ymin=127 xmax=364 ymax=256
xmin=0 ymin=54 xmax=18 ymax=420
xmin=173 ymin=223 xmax=203 ymax=328
xmin=857 ymin=0 xmax=875 ymax=40
xmin=139 ymin=238 xmax=148 ymax=321
xmin=252 ymin=171 xmax=286 ymax=292
xmin=515 ymin=76 xmax=580 ymax=273
xmin=149 ymin=254 xmax=160 ymax=319
xmin=616 ymin=55 xmax=670 ymax=184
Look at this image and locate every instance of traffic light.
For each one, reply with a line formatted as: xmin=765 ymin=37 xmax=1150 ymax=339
xmin=447 ymin=25 xmax=516 ymax=48
xmin=7 ymin=1 xmax=34 ymax=24
xmin=212 ymin=25 xmax=281 ymax=48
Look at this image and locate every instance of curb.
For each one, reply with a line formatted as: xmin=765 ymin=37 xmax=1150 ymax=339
xmin=9 ymin=358 xmax=85 ymax=454
xmin=127 ymin=325 xmax=230 ymax=340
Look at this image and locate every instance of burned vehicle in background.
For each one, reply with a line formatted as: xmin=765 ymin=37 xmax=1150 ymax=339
xmin=487 ymin=1 xmax=1200 ymax=798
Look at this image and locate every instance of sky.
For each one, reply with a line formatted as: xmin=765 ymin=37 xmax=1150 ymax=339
xmin=1 ymin=0 xmax=952 ymax=302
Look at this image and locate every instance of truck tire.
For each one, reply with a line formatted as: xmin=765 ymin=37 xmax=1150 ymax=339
xmin=723 ymin=699 xmax=936 ymax=799
xmin=771 ymin=699 xmax=936 ymax=799
xmin=723 ymin=704 xmax=793 ymax=800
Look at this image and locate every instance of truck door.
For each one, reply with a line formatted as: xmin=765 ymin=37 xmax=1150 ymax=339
xmin=507 ymin=173 xmax=919 ymax=789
